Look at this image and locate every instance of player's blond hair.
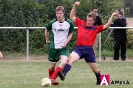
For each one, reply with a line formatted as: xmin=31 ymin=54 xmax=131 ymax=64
xmin=55 ymin=6 xmax=65 ymax=13
xmin=87 ymin=13 xmax=96 ymax=21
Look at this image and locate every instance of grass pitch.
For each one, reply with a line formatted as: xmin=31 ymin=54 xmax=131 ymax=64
xmin=0 ymin=58 xmax=132 ymax=88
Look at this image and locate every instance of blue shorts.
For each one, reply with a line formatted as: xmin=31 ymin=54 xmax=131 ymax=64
xmin=73 ymin=46 xmax=96 ymax=63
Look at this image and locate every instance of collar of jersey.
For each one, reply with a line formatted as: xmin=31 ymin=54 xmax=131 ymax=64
xmin=55 ymin=18 xmax=66 ymax=23
xmin=80 ymin=24 xmax=97 ymax=30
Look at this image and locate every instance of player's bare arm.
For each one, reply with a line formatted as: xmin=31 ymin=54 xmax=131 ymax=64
xmin=0 ymin=51 xmax=3 ymax=59
xmin=45 ymin=29 xmax=50 ymax=44
xmin=70 ymin=1 xmax=80 ymax=22
xmin=103 ymin=10 xmax=119 ymax=30
xmin=61 ymin=32 xmax=73 ymax=48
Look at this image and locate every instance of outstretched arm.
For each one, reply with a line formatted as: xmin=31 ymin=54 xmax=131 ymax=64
xmin=103 ymin=10 xmax=119 ymax=30
xmin=70 ymin=1 xmax=80 ymax=22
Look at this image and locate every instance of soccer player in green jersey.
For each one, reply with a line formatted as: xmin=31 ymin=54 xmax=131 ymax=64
xmin=45 ymin=6 xmax=74 ymax=85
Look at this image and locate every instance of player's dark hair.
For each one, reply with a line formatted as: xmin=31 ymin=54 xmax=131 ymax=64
xmin=55 ymin=6 xmax=65 ymax=13
xmin=92 ymin=6 xmax=98 ymax=11
xmin=118 ymin=11 xmax=123 ymax=16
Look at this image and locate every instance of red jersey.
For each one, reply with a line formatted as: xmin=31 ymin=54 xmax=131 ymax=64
xmin=75 ymin=17 xmax=104 ymax=46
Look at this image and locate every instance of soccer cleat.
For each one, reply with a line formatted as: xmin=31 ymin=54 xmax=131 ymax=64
xmin=50 ymin=79 xmax=59 ymax=85
xmin=58 ymin=71 xmax=65 ymax=81
xmin=96 ymin=78 xmax=100 ymax=85
xmin=96 ymin=81 xmax=100 ymax=85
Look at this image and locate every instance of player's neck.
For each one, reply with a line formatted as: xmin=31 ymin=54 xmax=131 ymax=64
xmin=86 ymin=24 xmax=94 ymax=27
xmin=58 ymin=18 xmax=65 ymax=23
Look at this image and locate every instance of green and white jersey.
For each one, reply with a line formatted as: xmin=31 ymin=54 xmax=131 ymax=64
xmin=46 ymin=18 xmax=74 ymax=49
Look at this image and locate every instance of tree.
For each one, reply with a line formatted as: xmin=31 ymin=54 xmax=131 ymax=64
xmin=125 ymin=0 xmax=133 ymax=17
xmin=1 ymin=0 xmax=132 ymax=54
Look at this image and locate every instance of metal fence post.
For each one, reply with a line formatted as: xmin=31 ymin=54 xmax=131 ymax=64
xmin=26 ymin=27 xmax=29 ymax=60
xmin=99 ymin=32 xmax=101 ymax=60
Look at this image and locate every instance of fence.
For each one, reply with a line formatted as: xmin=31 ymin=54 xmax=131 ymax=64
xmin=0 ymin=27 xmax=133 ymax=60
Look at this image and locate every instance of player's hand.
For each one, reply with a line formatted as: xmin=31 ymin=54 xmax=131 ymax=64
xmin=46 ymin=40 xmax=50 ymax=44
xmin=112 ymin=10 xmax=119 ymax=16
xmin=74 ymin=1 xmax=80 ymax=7
xmin=61 ymin=44 xmax=67 ymax=48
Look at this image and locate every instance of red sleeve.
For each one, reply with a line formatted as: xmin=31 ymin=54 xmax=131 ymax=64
xmin=97 ymin=25 xmax=104 ymax=33
xmin=74 ymin=17 xmax=81 ymax=27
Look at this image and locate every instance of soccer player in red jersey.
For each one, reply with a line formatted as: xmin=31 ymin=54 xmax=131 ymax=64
xmin=58 ymin=1 xmax=119 ymax=85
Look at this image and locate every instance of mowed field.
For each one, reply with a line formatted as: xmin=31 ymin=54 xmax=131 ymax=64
xmin=0 ymin=57 xmax=133 ymax=88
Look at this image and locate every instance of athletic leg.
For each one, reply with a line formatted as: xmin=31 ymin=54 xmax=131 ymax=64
xmin=50 ymin=56 xmax=68 ymax=80
xmin=48 ymin=48 xmax=60 ymax=85
xmin=48 ymin=62 xmax=60 ymax=85
xmin=50 ymin=47 xmax=70 ymax=84
xmin=89 ymin=62 xmax=100 ymax=85
xmin=48 ymin=62 xmax=56 ymax=78
xmin=83 ymin=47 xmax=100 ymax=85
xmin=58 ymin=51 xmax=80 ymax=81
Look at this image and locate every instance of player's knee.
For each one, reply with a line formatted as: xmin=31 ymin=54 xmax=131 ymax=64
xmin=60 ymin=60 xmax=68 ymax=66
xmin=68 ymin=54 xmax=79 ymax=65
xmin=49 ymin=63 xmax=56 ymax=70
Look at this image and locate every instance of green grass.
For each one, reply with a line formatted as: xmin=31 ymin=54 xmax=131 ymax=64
xmin=100 ymin=49 xmax=133 ymax=58
xmin=0 ymin=59 xmax=133 ymax=88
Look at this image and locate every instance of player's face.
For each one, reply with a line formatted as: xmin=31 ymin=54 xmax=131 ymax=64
xmin=117 ymin=14 xmax=123 ymax=20
xmin=56 ymin=10 xmax=64 ymax=21
xmin=86 ymin=17 xmax=95 ymax=27
xmin=92 ymin=9 xmax=98 ymax=16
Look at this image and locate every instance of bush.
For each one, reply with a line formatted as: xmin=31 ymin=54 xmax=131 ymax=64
xmin=0 ymin=0 xmax=133 ymax=55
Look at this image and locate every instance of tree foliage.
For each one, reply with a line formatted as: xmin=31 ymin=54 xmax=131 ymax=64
xmin=125 ymin=0 xmax=133 ymax=17
xmin=0 ymin=0 xmax=132 ymax=54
